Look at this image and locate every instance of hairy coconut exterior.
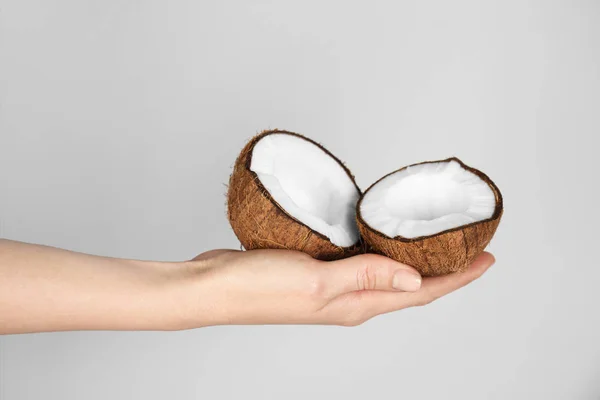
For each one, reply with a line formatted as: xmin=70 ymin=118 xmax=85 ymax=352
xmin=357 ymin=157 xmax=503 ymax=277
xmin=227 ymin=129 xmax=363 ymax=261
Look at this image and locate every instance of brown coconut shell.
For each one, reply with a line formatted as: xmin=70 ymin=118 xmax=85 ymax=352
xmin=356 ymin=157 xmax=503 ymax=277
xmin=227 ymin=129 xmax=363 ymax=261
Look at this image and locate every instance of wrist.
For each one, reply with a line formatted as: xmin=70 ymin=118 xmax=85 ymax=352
xmin=92 ymin=258 xmax=188 ymax=331
xmin=147 ymin=258 xmax=226 ymax=330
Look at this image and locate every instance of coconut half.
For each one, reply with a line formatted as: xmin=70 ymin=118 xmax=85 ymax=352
xmin=227 ymin=129 xmax=362 ymax=260
xmin=357 ymin=158 xmax=503 ymax=276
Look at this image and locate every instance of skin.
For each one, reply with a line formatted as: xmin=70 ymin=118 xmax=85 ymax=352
xmin=0 ymin=239 xmax=495 ymax=334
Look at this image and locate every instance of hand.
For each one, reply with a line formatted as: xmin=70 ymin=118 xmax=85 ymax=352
xmin=0 ymin=240 xmax=495 ymax=333
xmin=176 ymin=249 xmax=495 ymax=328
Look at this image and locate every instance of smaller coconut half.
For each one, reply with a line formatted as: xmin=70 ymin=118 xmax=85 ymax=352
xmin=227 ymin=129 xmax=363 ymax=260
xmin=357 ymin=158 xmax=503 ymax=276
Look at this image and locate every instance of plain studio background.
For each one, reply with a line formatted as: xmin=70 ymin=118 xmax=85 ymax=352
xmin=0 ymin=0 xmax=599 ymax=399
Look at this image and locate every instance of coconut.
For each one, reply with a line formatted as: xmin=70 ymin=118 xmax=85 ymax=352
xmin=227 ymin=129 xmax=363 ymax=260
xmin=357 ymin=157 xmax=503 ymax=276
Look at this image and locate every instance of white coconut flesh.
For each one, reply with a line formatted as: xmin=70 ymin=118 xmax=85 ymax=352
xmin=250 ymin=134 xmax=360 ymax=247
xmin=360 ymin=160 xmax=497 ymax=239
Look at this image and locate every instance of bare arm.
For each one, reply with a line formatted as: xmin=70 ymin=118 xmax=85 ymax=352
xmin=0 ymin=239 xmax=189 ymax=333
xmin=0 ymin=239 xmax=494 ymax=334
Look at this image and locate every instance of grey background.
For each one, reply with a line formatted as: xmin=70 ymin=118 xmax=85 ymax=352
xmin=1 ymin=0 xmax=599 ymax=399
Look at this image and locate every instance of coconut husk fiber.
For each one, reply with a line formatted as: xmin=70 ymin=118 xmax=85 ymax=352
xmin=356 ymin=157 xmax=503 ymax=277
xmin=227 ymin=129 xmax=363 ymax=261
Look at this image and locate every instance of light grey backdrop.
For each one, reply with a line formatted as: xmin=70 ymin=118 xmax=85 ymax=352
xmin=1 ymin=0 xmax=599 ymax=399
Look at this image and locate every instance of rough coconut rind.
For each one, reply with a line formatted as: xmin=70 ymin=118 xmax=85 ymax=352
xmin=227 ymin=129 xmax=363 ymax=261
xmin=357 ymin=157 xmax=503 ymax=277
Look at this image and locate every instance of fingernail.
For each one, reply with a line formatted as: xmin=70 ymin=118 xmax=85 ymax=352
xmin=392 ymin=270 xmax=422 ymax=291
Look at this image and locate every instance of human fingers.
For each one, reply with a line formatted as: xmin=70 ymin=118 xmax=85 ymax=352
xmin=321 ymin=252 xmax=495 ymax=326
xmin=414 ymin=252 xmax=496 ymax=306
xmin=321 ymin=253 xmax=422 ymax=297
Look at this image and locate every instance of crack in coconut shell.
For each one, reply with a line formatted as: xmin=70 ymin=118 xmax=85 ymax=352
xmin=356 ymin=157 xmax=503 ymax=277
xmin=227 ymin=129 xmax=363 ymax=261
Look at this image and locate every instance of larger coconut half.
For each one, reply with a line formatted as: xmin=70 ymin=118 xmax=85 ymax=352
xmin=227 ymin=130 xmax=363 ymax=260
xmin=357 ymin=158 xmax=503 ymax=276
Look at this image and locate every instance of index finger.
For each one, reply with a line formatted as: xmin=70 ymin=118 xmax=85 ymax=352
xmin=411 ymin=252 xmax=496 ymax=306
xmin=324 ymin=252 xmax=495 ymax=321
xmin=355 ymin=252 xmax=495 ymax=318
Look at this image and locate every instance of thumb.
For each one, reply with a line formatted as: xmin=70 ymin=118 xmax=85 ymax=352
xmin=323 ymin=254 xmax=422 ymax=297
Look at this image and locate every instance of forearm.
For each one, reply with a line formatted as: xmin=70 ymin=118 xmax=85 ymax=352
xmin=0 ymin=239 xmax=202 ymax=334
xmin=0 ymin=239 xmax=493 ymax=333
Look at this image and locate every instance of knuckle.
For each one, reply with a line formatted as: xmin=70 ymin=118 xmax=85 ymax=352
xmin=356 ymin=262 xmax=377 ymax=291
